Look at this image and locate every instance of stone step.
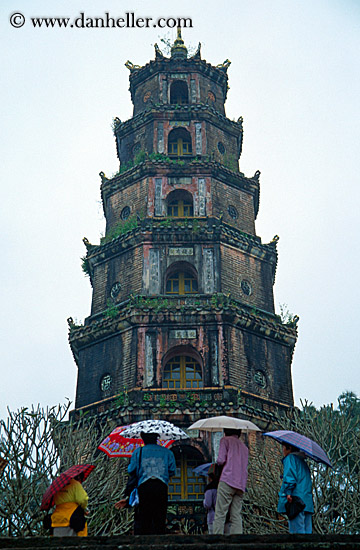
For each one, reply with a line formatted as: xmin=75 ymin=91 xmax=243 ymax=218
xmin=1 ymin=535 xmax=360 ymax=550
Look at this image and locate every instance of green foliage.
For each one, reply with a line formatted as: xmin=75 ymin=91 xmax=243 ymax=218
xmin=101 ymin=215 xmax=139 ymax=245
xmin=278 ymin=303 xmax=297 ymax=325
xmin=104 ymin=299 xmax=118 ymax=319
xmin=130 ymin=295 xmax=176 ymax=313
xmin=133 ymin=150 xmax=146 ymax=164
xmin=81 ymin=255 xmax=90 ymax=277
xmin=158 ymin=218 xmax=172 ymax=229
xmin=222 ymin=153 xmax=238 ymax=171
xmin=148 ymin=152 xmax=171 ymax=162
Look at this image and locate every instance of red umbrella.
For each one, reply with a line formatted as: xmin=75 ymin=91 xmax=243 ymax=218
xmin=0 ymin=457 xmax=8 ymax=476
xmin=98 ymin=426 xmax=174 ymax=458
xmin=40 ymin=464 xmax=95 ymax=511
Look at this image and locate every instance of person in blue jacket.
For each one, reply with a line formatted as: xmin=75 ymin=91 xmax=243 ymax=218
xmin=277 ymin=443 xmax=314 ymax=534
xmin=115 ymin=432 xmax=176 ymax=535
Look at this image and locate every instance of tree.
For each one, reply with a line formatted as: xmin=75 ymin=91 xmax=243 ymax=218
xmin=0 ymin=403 xmax=133 ymax=536
xmin=244 ymin=393 xmax=360 ymax=534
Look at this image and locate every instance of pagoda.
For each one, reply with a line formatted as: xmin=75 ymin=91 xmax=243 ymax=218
xmin=68 ymin=30 xmax=298 ymax=512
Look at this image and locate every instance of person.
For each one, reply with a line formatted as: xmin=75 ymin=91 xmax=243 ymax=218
xmin=203 ymin=471 xmax=218 ymax=534
xmin=277 ymin=443 xmax=314 ymax=534
xmin=212 ymin=428 xmax=248 ymax=535
xmin=203 ymin=470 xmax=230 ymax=534
xmin=51 ymin=473 xmax=89 ymax=537
xmin=115 ymin=431 xmax=176 ymax=535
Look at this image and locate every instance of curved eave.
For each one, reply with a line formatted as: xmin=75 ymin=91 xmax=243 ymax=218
xmin=69 ymin=299 xmax=297 ymax=361
xmin=84 ymin=217 xmax=275 ymax=271
xmin=113 ymin=103 xmax=242 ymax=140
xmin=101 ymin=160 xmax=259 ymax=216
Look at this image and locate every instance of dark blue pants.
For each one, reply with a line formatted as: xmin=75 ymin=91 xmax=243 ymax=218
xmin=137 ymin=479 xmax=168 ymax=535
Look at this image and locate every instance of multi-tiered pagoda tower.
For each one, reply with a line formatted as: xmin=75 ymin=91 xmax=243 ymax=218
xmin=68 ymin=31 xmax=298 ymax=509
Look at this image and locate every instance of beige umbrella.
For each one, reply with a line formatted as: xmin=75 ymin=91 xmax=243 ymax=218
xmin=188 ymin=415 xmax=261 ymax=432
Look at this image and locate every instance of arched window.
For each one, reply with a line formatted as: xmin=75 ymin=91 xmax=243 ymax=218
xmin=168 ymin=446 xmax=205 ymax=501
xmin=168 ymin=199 xmax=193 ymax=217
xmin=166 ymin=271 xmax=198 ymax=294
xmin=168 ymin=128 xmax=192 ymax=156
xmin=170 ymin=81 xmax=189 ymax=105
xmin=163 ymin=356 xmax=203 ymax=389
xmin=166 ymin=190 xmax=194 ymax=218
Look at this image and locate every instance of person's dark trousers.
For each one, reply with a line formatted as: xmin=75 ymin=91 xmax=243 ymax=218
xmin=137 ymin=478 xmax=168 ymax=535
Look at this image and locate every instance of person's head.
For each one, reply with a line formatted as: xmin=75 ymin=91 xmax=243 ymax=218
xmin=207 ymin=472 xmax=219 ymax=487
xmin=141 ymin=431 xmax=159 ymax=445
xmin=224 ymin=428 xmax=242 ymax=438
xmin=74 ymin=472 xmax=85 ymax=483
xmin=282 ymin=443 xmax=298 ymax=457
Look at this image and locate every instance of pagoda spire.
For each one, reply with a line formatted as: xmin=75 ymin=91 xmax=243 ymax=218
xmin=170 ymin=27 xmax=188 ymax=59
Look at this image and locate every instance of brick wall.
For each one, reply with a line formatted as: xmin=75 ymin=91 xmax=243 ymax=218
xmin=205 ymin=121 xmax=239 ymax=165
xmin=105 ymin=178 xmax=148 ymax=232
xmin=75 ymin=327 xmax=138 ymax=408
xmin=226 ymin=325 xmax=294 ymax=406
xmin=220 ymin=244 xmax=274 ymax=311
xmin=91 ymin=247 xmax=143 ymax=315
xmin=212 ymin=180 xmax=256 ymax=234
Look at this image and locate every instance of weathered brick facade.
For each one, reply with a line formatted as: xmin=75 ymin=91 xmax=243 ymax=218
xmin=69 ymin=32 xmax=298 ymax=511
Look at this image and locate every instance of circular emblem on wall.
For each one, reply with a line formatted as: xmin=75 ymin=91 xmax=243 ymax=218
xmin=110 ymin=282 xmax=122 ymax=301
xmin=254 ymin=370 xmax=267 ymax=388
xmin=207 ymin=91 xmax=216 ymax=102
xmin=100 ymin=374 xmax=112 ymax=392
xmin=241 ymin=280 xmax=252 ymax=296
xmin=228 ymin=205 xmax=238 ymax=220
xmin=121 ymin=206 xmax=131 ymax=220
xmin=217 ymin=142 xmax=225 ymax=155
xmin=143 ymin=90 xmax=152 ymax=103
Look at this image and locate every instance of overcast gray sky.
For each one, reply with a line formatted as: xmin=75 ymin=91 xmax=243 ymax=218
xmin=1 ymin=0 xmax=359 ymax=420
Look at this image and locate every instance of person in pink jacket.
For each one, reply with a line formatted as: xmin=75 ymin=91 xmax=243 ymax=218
xmin=212 ymin=429 xmax=249 ymax=534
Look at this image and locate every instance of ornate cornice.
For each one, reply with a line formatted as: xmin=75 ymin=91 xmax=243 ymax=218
xmin=127 ymin=58 xmax=229 ymax=103
xmin=68 ymin=293 xmax=297 ymax=362
xmin=113 ymin=103 xmax=242 ymax=139
xmin=70 ymin=386 xmax=292 ymax=427
xmin=101 ymin=160 xmax=259 ymax=216
xmin=83 ymin=218 xmax=275 ymax=275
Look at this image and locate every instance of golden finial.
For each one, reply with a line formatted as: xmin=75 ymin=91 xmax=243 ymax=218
xmin=171 ymin=27 xmax=188 ymax=59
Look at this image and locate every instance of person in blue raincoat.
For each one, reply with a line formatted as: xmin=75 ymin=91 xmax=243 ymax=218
xmin=277 ymin=443 xmax=314 ymax=534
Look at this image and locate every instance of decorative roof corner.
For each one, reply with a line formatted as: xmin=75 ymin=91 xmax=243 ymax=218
xmin=268 ymin=235 xmax=280 ymax=248
xmin=189 ymin=42 xmax=202 ymax=60
xmin=125 ymin=60 xmax=142 ymax=72
xmin=154 ymin=43 xmax=166 ymax=60
xmin=216 ymin=59 xmax=231 ymax=72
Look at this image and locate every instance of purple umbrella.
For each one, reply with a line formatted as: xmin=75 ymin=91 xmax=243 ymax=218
xmin=263 ymin=430 xmax=332 ymax=468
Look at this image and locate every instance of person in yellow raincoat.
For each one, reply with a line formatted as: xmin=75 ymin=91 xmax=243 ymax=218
xmin=51 ymin=473 xmax=89 ymax=536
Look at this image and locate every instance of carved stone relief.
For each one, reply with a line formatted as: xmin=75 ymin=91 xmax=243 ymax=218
xmin=198 ymin=177 xmax=206 ymax=216
xmin=149 ymin=249 xmax=160 ymax=294
xmin=144 ymin=334 xmax=154 ymax=387
xmin=157 ymin=122 xmax=164 ymax=153
xmin=195 ymin=123 xmax=202 ymax=155
xmin=154 ymin=178 xmax=163 ymax=216
xmin=203 ymin=248 xmax=215 ymax=294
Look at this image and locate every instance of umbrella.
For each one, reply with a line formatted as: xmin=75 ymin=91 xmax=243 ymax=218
xmin=192 ymin=463 xmax=212 ymax=476
xmin=120 ymin=419 xmax=189 ymax=440
xmin=98 ymin=425 xmax=174 ymax=457
xmin=188 ymin=415 xmax=261 ymax=432
xmin=40 ymin=464 xmax=95 ymax=511
xmin=263 ymin=430 xmax=332 ymax=468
